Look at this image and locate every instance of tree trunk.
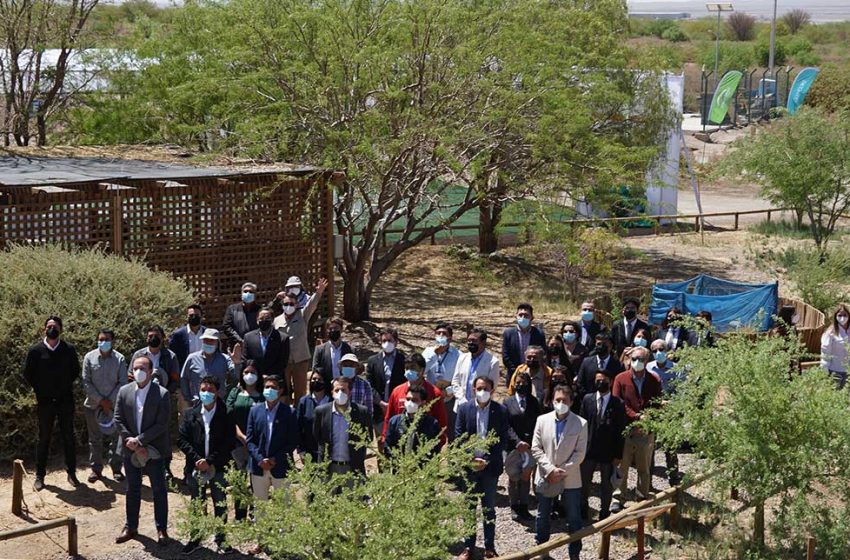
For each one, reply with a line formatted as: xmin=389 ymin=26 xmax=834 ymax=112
xmin=37 ymin=114 xmax=46 ymax=146
xmin=753 ymin=499 xmax=765 ymax=548
xmin=478 ymin=199 xmax=503 ymax=254
xmin=342 ymin=266 xmax=370 ymax=323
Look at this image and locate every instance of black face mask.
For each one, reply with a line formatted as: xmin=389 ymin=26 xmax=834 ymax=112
xmin=328 ymin=330 xmax=341 ymax=342
xmin=551 ymin=378 xmax=567 ymax=386
xmin=310 ymin=380 xmax=325 ymax=393
xmin=526 ymin=359 xmax=539 ymax=370
xmin=46 ymin=326 xmax=60 ymax=339
xmin=549 ymin=346 xmax=560 ymax=355
xmin=515 ymin=384 xmax=530 ymax=396
xmin=467 ymin=342 xmax=480 ymax=354
xmin=596 ymin=344 xmax=610 ymax=357
xmin=188 ymin=315 xmax=202 ymax=327
xmin=623 ymin=309 xmax=637 ymax=320
xmin=595 ymin=379 xmax=610 ymax=393
xmin=258 ymin=319 xmax=273 ymax=331
xmin=148 ymin=335 xmax=162 ymax=348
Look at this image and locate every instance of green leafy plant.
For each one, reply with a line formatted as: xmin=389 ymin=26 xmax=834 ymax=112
xmin=754 ymin=37 xmax=787 ymax=67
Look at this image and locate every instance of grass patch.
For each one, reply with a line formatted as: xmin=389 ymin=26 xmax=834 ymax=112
xmin=749 ymin=219 xmax=817 ymax=239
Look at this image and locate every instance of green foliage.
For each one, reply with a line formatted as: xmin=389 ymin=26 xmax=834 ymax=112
xmin=748 ymin=218 xmax=814 ymax=239
xmin=661 ymin=25 xmax=688 ymax=42
xmin=0 ymin=244 xmax=194 ymax=460
xmin=754 ymin=37 xmax=787 ymax=67
xmin=807 ymin=64 xmax=850 ymax=114
xmin=180 ymin=410 xmax=494 ymax=560
xmin=681 ymin=17 xmax=720 ymax=40
xmin=641 ymin=333 xmax=850 ymax=547
xmin=698 ymin=42 xmax=755 ymax=74
xmin=785 ymin=36 xmax=813 ymax=57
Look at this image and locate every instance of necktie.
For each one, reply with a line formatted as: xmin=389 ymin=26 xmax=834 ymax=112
xmin=597 ymin=397 xmax=604 ymax=421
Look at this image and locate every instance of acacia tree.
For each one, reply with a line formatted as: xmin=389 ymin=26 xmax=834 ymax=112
xmin=0 ymin=0 xmax=99 ymax=146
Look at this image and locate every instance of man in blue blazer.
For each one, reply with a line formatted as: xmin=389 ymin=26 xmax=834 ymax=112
xmin=454 ymin=375 xmax=512 ymax=560
xmin=246 ymin=375 xmax=299 ymax=502
xmin=502 ymin=303 xmax=546 ymax=384
xmin=168 ymin=304 xmax=206 ymax=369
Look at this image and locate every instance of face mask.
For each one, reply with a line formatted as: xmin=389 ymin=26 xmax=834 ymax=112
xmin=148 ymin=335 xmax=161 ymax=349
xmin=654 ymin=351 xmax=668 ymax=364
xmin=549 ymin=346 xmax=560 ymax=356
xmin=633 ymin=338 xmax=647 ymax=348
xmin=517 ymin=316 xmax=530 ymax=329
xmin=341 ymin=366 xmax=356 ymax=379
xmin=581 ymin=310 xmax=594 ymax=322
xmin=596 ymin=344 xmax=610 ymax=357
xmin=839 ymin=315 xmax=849 ymax=326
xmin=289 ymin=287 xmax=301 ymax=296
xmin=283 ymin=305 xmax=296 ymax=315
xmin=475 ymin=389 xmax=491 ymax=404
xmin=623 ymin=309 xmax=637 ymax=320
xmin=551 ymin=378 xmax=567 ymax=386
xmin=199 ymin=391 xmax=215 ymax=405
xmin=188 ymin=315 xmax=202 ymax=327
xmin=404 ymin=400 xmax=420 ymax=414
xmin=328 ymin=330 xmax=342 ymax=342
xmin=562 ymin=332 xmax=577 ymax=344
xmin=334 ymin=391 xmax=349 ymax=406
xmin=467 ymin=342 xmax=480 ymax=354
xmin=515 ymin=384 xmax=530 ymax=396
xmin=263 ymin=387 xmax=279 ymax=401
xmin=632 ymin=359 xmax=646 ymax=372
xmin=595 ymin=379 xmax=610 ymax=393
xmin=553 ymin=402 xmax=570 ymax=416
xmin=525 ymin=359 xmax=539 ymax=370
xmin=134 ymin=369 xmax=148 ymax=385
xmin=203 ymin=343 xmax=218 ymax=354
xmin=242 ymin=292 xmax=255 ymax=304
xmin=444 ymin=385 xmax=455 ymax=397
xmin=243 ymin=372 xmax=258 ymax=386
xmin=381 ymin=341 xmax=396 ymax=353
xmin=258 ymin=319 xmax=273 ymax=331
xmin=46 ymin=326 xmax=60 ymax=339
xmin=404 ymin=369 xmax=419 ymax=382
xmin=310 ymin=380 xmax=325 ymax=393
xmin=98 ymin=340 xmax=112 ymax=353
xmin=435 ymin=335 xmax=448 ymax=347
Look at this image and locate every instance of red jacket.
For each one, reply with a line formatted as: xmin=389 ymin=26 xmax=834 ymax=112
xmin=382 ymin=380 xmax=447 ymax=446
xmin=611 ymin=369 xmax=662 ymax=431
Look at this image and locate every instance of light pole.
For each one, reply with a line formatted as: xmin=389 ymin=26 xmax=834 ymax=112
xmin=706 ymin=3 xmax=734 ymax=87
xmin=768 ymin=0 xmax=778 ymax=78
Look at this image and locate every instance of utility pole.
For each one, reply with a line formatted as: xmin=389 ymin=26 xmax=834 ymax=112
xmin=768 ymin=0 xmax=778 ymax=78
xmin=706 ymin=3 xmax=734 ymax=87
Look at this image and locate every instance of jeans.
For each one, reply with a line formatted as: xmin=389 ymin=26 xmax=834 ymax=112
xmin=124 ymin=456 xmax=168 ymax=531
xmin=187 ymin=469 xmax=227 ymax=542
xmin=36 ymin=401 xmax=76 ymax=478
xmin=536 ymin=487 xmax=582 ymax=559
xmin=463 ymin=473 xmax=498 ymax=550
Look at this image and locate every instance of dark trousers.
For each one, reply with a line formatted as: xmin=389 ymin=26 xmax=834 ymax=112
xmin=462 ymin=472 xmax=498 ymax=550
xmin=187 ymin=469 xmax=227 ymax=542
xmin=580 ymin=458 xmax=614 ymax=518
xmin=124 ymin=456 xmax=168 ymax=531
xmin=36 ymin=401 xmax=76 ymax=478
xmin=536 ymin=487 xmax=582 ymax=559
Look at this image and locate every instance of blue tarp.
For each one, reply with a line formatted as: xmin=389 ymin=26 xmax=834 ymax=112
xmin=650 ymin=274 xmax=778 ymax=333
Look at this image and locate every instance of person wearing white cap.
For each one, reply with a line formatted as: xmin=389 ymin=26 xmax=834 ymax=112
xmin=338 ymin=353 xmax=374 ymax=418
xmin=273 ymin=277 xmax=328 ymax=401
xmin=282 ymin=275 xmax=310 ymax=309
xmin=180 ymin=328 xmax=235 ymax=406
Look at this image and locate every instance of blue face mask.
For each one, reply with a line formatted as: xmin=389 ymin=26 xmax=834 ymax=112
xmin=581 ymin=310 xmax=594 ymax=322
xmin=562 ymin=332 xmax=577 ymax=344
xmin=202 ymin=343 xmax=218 ymax=354
xmin=342 ymin=366 xmax=356 ymax=379
xmin=98 ymin=340 xmax=112 ymax=352
xmin=435 ymin=335 xmax=448 ymax=347
xmin=654 ymin=351 xmax=667 ymax=364
xmin=242 ymin=292 xmax=255 ymax=304
xmin=517 ymin=316 xmax=530 ymax=329
xmin=263 ymin=387 xmax=279 ymax=402
xmin=404 ymin=369 xmax=419 ymax=382
xmin=199 ymin=391 xmax=215 ymax=405
xmin=634 ymin=338 xmax=648 ymax=348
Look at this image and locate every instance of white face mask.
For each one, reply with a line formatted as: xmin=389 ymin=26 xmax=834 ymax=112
xmin=243 ymin=372 xmax=258 ymax=386
xmin=382 ymin=341 xmax=396 ymax=353
xmin=283 ymin=304 xmax=296 ymax=315
xmin=632 ymin=359 xmax=646 ymax=372
xmin=334 ymin=390 xmax=349 ymax=406
xmin=475 ymin=389 xmax=491 ymax=404
xmin=134 ymin=369 xmax=148 ymax=385
xmin=404 ymin=400 xmax=419 ymax=414
xmin=289 ymin=287 xmax=301 ymax=296
xmin=553 ymin=402 xmax=570 ymax=416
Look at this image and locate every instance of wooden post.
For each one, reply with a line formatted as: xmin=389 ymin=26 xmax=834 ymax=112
xmin=734 ymin=213 xmax=739 ymax=230
xmin=669 ymin=487 xmax=682 ymax=531
xmin=68 ymin=518 xmax=78 ymax=557
xmin=766 ymin=210 xmax=772 ymax=223
xmin=598 ymin=532 xmax=611 ymax=560
xmin=637 ymin=517 xmax=646 ymax=560
xmin=11 ymin=459 xmax=23 ymax=515
xmin=110 ymin=193 xmax=124 ymax=255
xmin=694 ymin=215 xmax=700 ymax=232
xmin=806 ymin=536 xmax=815 ymax=560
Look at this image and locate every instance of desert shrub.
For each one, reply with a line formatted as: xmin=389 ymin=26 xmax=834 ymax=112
xmin=681 ymin=17 xmax=717 ymax=40
xmin=0 ymin=244 xmax=194 ymax=461
xmin=785 ymin=36 xmax=813 ymax=57
xmin=781 ymin=9 xmax=811 ymax=35
xmin=726 ymin=12 xmax=756 ymax=41
xmin=661 ymin=25 xmax=688 ymax=42
xmin=754 ymin=245 xmax=850 ymax=313
xmin=754 ymin=36 xmax=787 ymax=67
xmin=698 ymin=42 xmax=755 ymax=74
xmin=793 ymin=50 xmax=822 ymax=67
xmin=807 ymin=64 xmax=850 ymax=114
xmin=647 ymin=18 xmax=678 ymax=38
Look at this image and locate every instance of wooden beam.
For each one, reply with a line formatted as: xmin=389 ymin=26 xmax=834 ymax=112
xmin=11 ymin=460 xmax=23 ymax=516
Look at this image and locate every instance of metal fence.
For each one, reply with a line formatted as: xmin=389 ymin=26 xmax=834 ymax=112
xmin=699 ymin=66 xmax=796 ymax=128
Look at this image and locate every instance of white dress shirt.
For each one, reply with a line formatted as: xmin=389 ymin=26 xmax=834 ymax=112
xmin=135 ymin=382 xmax=151 ymax=435
xmin=595 ymin=391 xmax=609 ymax=418
xmin=201 ymin=403 xmax=216 ymax=457
xmin=187 ymin=325 xmax=203 ymax=355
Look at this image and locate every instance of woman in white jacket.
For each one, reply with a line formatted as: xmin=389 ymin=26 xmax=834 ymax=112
xmin=820 ymin=305 xmax=850 ymax=389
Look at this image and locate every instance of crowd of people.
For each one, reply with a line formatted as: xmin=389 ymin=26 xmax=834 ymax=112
xmin=25 ymin=282 xmax=730 ymax=559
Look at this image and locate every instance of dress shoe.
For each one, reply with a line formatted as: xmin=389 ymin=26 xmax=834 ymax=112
xmin=88 ymin=470 xmax=101 ymax=483
xmin=610 ymin=501 xmax=623 ymax=514
xmin=456 ymin=548 xmax=472 ymax=560
xmin=67 ymin=472 xmax=81 ymax=488
xmin=484 ymin=550 xmax=498 ymax=559
xmin=182 ymin=539 xmax=201 ymax=554
xmin=518 ymin=506 xmax=533 ymax=520
xmin=113 ymin=469 xmax=125 ymax=482
xmin=510 ymin=506 xmax=522 ymax=522
xmin=115 ymin=527 xmax=137 ymax=544
xmin=157 ymin=529 xmax=170 ymax=546
xmin=34 ymin=477 xmax=45 ymax=491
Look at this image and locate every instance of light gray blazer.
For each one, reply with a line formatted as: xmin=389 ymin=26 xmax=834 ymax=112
xmin=531 ymin=410 xmax=588 ymax=490
xmin=114 ymin=381 xmax=172 ymax=459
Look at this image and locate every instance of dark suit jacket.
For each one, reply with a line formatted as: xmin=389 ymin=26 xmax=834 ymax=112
xmin=168 ymin=324 xmax=207 ymax=369
xmin=313 ymin=401 xmax=372 ymax=475
xmin=384 ymin=413 xmax=441 ymax=455
xmin=502 ymin=325 xmax=547 ymax=380
xmin=178 ymin=399 xmax=236 ymax=470
xmin=246 ymin=401 xmax=300 ymax=478
xmin=222 ymin=302 xmax=260 ymax=345
xmin=654 ymin=326 xmax=690 ymax=351
xmin=454 ymin=400 xmax=510 ymax=478
xmin=552 ymin=342 xmax=588 ymax=380
xmin=579 ymin=393 xmax=626 ymax=463
xmin=579 ymin=320 xmax=606 ymax=348
xmin=366 ymin=350 xmax=407 ymax=403
xmin=575 ymin=354 xmax=623 ymax=404
xmin=242 ymin=328 xmax=290 ymax=378
xmin=311 ymin=340 xmax=353 ymax=388
xmin=611 ymin=318 xmax=650 ymax=355
xmin=114 ymin=381 xmax=172 ymax=459
xmin=503 ymin=393 xmax=542 ymax=445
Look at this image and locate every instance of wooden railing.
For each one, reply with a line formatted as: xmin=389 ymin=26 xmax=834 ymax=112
xmin=0 ymin=517 xmax=78 ymax=557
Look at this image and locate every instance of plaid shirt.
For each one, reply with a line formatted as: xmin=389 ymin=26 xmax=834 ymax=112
xmin=351 ymin=376 xmax=374 ymax=416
